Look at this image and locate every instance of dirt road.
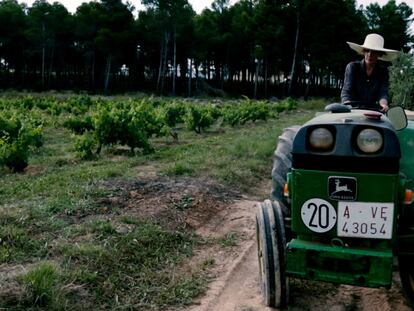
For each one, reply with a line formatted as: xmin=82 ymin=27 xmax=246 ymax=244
xmin=184 ymin=199 xmax=413 ymax=311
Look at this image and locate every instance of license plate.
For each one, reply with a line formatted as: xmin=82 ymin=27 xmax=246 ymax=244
xmin=337 ymin=202 xmax=394 ymax=239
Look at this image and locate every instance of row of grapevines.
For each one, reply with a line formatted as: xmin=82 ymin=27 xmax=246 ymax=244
xmin=69 ymin=100 xmax=167 ymax=158
xmin=0 ymin=95 xmax=95 ymax=116
xmin=63 ymin=100 xmax=221 ymax=158
xmin=221 ymin=97 xmax=297 ymax=127
xmin=0 ymin=112 xmax=43 ymax=171
xmin=0 ymin=96 xmax=299 ymax=166
xmin=63 ymin=97 xmax=298 ymax=159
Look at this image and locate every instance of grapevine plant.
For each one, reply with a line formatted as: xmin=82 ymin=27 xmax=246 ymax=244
xmin=0 ymin=113 xmax=43 ymax=172
xmin=0 ymin=95 xmax=299 ymax=166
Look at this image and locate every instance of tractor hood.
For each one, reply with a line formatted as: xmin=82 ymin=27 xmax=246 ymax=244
xmin=292 ymin=109 xmax=401 ymax=174
xmin=304 ymin=109 xmax=396 ymax=131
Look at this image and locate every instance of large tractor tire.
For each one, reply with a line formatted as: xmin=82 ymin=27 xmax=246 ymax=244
xmin=271 ymin=126 xmax=301 ymax=216
xmin=398 ymin=253 xmax=414 ymax=308
xmin=255 ymin=199 xmax=289 ymax=308
xmin=398 ymin=227 xmax=414 ymax=308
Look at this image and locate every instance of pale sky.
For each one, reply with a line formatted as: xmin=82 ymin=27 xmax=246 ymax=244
xmin=357 ymin=0 xmax=414 ymax=7
xmin=20 ymin=0 xmax=414 ymax=25
xmin=20 ymin=0 xmax=414 ymax=14
xmin=21 ymin=0 xmax=237 ymax=14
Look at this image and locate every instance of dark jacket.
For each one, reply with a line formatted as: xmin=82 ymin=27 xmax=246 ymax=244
xmin=341 ymin=60 xmax=389 ymax=107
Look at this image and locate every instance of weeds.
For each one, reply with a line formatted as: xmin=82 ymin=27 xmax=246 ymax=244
xmin=21 ymin=262 xmax=61 ymax=307
xmin=219 ymin=232 xmax=238 ymax=247
xmin=0 ymin=95 xmax=323 ymax=310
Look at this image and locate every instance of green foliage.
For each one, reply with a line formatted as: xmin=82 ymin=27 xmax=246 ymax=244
xmin=0 ymin=225 xmax=45 ymax=262
xmin=0 ymin=95 xmax=320 ymax=310
xmin=64 ymin=95 xmax=94 ymax=115
xmin=89 ymin=220 xmax=117 ymax=235
xmin=0 ymin=0 xmax=413 ymax=98
xmin=184 ymin=104 xmax=218 ymax=134
xmin=162 ymin=101 xmax=187 ymax=127
xmin=0 ymin=97 xmax=301 ymax=166
xmin=365 ymin=1 xmax=412 ymax=51
xmin=222 ymin=97 xmax=273 ymax=127
xmin=219 ymin=232 xmax=238 ymax=247
xmin=389 ymin=52 xmax=414 ymax=109
xmin=238 ymin=99 xmax=270 ymax=124
xmin=280 ymin=97 xmax=298 ymax=110
xmin=21 ymin=262 xmax=61 ymax=307
xmin=74 ymin=131 xmax=97 ymax=160
xmin=0 ymin=113 xmax=43 ymax=171
xmin=63 ymin=220 xmax=202 ymax=308
xmin=90 ymin=100 xmax=169 ymax=154
xmin=165 ymin=162 xmax=195 ymax=176
xmin=63 ymin=115 xmax=94 ymax=134
xmin=221 ymin=105 xmax=241 ymax=126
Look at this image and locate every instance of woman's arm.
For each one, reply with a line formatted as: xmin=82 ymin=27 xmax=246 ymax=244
xmin=341 ymin=63 xmax=354 ymax=103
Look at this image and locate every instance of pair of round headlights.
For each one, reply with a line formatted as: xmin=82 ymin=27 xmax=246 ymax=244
xmin=309 ymin=127 xmax=383 ymax=153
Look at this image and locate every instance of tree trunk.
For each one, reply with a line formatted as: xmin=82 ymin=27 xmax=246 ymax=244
xmin=195 ymin=60 xmax=199 ymax=92
xmin=172 ymin=30 xmax=177 ymax=95
xmin=104 ymin=54 xmax=111 ymax=95
xmin=41 ymin=22 xmax=46 ymax=90
xmin=221 ymin=65 xmax=225 ymax=90
xmin=157 ymin=39 xmax=165 ymax=92
xmin=288 ymin=0 xmax=302 ymax=96
xmin=188 ymin=58 xmax=193 ymax=97
xmin=254 ymin=59 xmax=259 ymax=99
xmin=160 ymin=31 xmax=170 ymax=94
xmin=42 ymin=44 xmax=46 ymax=90
xmin=91 ymin=52 xmax=95 ymax=90
xmin=264 ymin=59 xmax=268 ymax=97
xmin=48 ymin=44 xmax=55 ymax=88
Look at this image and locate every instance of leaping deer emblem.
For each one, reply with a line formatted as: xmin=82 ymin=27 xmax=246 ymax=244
xmin=332 ymin=179 xmax=352 ymax=195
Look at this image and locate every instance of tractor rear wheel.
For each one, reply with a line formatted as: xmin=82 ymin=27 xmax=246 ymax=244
xmin=255 ymin=199 xmax=289 ymax=308
xmin=271 ymin=126 xmax=300 ymax=216
xmin=398 ymin=229 xmax=414 ymax=310
xmin=399 ymin=254 xmax=414 ymax=308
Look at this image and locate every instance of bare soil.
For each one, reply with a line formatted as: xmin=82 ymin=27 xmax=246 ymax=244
xmin=119 ymin=176 xmax=412 ymax=311
xmin=3 ymin=174 xmax=412 ymax=310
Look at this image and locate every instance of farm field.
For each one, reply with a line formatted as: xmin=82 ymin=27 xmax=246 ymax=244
xmin=0 ymin=94 xmax=318 ymax=310
xmin=2 ymin=95 xmax=413 ymax=311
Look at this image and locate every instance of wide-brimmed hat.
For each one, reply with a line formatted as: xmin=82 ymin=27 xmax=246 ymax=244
xmin=346 ymin=33 xmax=399 ymax=62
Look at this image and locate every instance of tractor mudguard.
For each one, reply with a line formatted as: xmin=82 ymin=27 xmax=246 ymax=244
xmin=397 ymin=120 xmax=414 ymax=183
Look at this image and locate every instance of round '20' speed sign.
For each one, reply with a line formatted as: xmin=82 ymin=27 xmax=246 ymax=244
xmin=301 ymin=198 xmax=337 ymax=233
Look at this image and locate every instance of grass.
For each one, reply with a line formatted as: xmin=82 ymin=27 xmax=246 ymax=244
xmin=219 ymin=232 xmax=239 ymax=247
xmin=152 ymin=111 xmax=314 ymax=192
xmin=0 ymin=96 xmax=325 ymax=310
xmin=21 ymin=262 xmax=61 ymax=307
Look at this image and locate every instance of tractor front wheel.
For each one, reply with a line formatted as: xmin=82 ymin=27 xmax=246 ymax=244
xmin=255 ymin=199 xmax=289 ymax=308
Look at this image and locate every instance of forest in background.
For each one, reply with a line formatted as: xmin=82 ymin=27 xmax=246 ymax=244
xmin=0 ymin=0 xmax=413 ymax=98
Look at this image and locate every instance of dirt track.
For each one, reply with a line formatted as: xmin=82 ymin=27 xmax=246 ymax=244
xmin=102 ymin=175 xmax=413 ymax=311
xmin=182 ymin=199 xmax=413 ymax=311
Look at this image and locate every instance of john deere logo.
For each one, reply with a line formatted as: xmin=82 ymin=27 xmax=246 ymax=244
xmin=328 ymin=176 xmax=357 ymax=201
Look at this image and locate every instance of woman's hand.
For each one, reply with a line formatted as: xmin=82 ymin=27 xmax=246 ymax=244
xmin=379 ymin=99 xmax=389 ymax=112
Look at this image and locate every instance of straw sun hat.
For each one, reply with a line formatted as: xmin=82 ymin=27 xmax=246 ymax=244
xmin=346 ymin=33 xmax=399 ymax=62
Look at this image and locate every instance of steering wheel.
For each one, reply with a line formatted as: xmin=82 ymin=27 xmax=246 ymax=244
xmin=343 ymin=101 xmax=382 ymax=112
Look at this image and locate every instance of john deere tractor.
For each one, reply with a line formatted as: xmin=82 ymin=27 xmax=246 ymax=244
xmin=255 ymin=103 xmax=414 ymax=308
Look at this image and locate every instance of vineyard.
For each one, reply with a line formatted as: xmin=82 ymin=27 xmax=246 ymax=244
xmin=0 ymin=95 xmax=298 ymax=171
xmin=0 ymin=94 xmax=322 ymax=310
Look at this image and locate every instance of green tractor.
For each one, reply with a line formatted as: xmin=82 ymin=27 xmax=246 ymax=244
xmin=255 ymin=103 xmax=414 ymax=308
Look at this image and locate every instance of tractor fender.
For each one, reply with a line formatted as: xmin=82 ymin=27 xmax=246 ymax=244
xmin=397 ymin=120 xmax=414 ymax=182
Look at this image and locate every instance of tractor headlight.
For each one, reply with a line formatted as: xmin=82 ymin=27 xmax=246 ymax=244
xmin=309 ymin=128 xmax=334 ymax=150
xmin=356 ymin=129 xmax=383 ymax=153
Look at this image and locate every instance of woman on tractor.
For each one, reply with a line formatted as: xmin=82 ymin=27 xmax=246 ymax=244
xmin=341 ymin=33 xmax=398 ymax=112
